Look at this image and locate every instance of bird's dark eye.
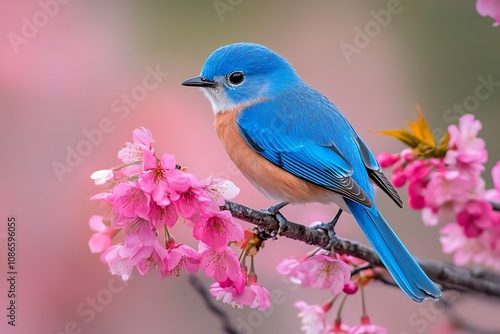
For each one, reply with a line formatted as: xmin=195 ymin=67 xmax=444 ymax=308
xmin=227 ymin=71 xmax=245 ymax=86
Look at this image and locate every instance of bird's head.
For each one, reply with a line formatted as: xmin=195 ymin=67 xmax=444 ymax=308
xmin=182 ymin=42 xmax=300 ymax=113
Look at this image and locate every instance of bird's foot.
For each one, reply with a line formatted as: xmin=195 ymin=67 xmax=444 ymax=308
xmin=314 ymin=209 xmax=343 ymax=251
xmin=314 ymin=222 xmax=337 ymax=251
xmin=261 ymin=202 xmax=289 ymax=235
xmin=262 ymin=202 xmax=289 ymax=215
xmin=275 ymin=212 xmax=288 ymax=235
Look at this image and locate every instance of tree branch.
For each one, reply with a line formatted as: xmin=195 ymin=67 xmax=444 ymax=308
xmin=188 ymin=275 xmax=239 ymax=334
xmin=221 ymin=200 xmax=500 ymax=298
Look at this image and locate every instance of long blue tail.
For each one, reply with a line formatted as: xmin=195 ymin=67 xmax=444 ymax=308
xmin=346 ymin=200 xmax=441 ymax=303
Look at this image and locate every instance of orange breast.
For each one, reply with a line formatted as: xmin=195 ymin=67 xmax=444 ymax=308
xmin=214 ymin=107 xmax=340 ymax=205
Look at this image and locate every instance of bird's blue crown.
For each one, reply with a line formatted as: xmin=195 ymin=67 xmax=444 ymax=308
xmin=200 ymin=43 xmax=300 ymax=110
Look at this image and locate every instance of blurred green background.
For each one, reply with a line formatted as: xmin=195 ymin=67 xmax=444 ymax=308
xmin=1 ymin=1 xmax=500 ymax=333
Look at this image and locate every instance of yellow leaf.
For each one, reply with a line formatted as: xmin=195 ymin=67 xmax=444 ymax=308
xmin=404 ymin=106 xmax=435 ymax=147
xmin=374 ymin=129 xmax=422 ymax=148
xmin=375 ymin=107 xmax=450 ymax=159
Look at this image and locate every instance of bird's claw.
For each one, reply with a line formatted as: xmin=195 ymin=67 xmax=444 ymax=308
xmin=261 ymin=202 xmax=289 ymax=215
xmin=315 ymin=209 xmax=343 ymax=251
xmin=276 ymin=212 xmax=288 ymax=235
xmin=314 ymin=222 xmax=337 ymax=251
xmin=261 ymin=202 xmax=289 ymax=236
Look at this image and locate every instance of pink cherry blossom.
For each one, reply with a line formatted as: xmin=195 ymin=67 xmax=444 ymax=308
xmin=485 ymin=162 xmax=500 ymax=204
xmin=390 ymin=158 xmax=432 ymax=209
xmin=424 ymin=169 xmax=463 ymax=208
xmin=439 ymin=223 xmax=486 ymax=266
xmin=340 ymin=254 xmax=368 ymax=266
xmin=492 ymin=162 xmax=500 ymax=191
xmin=218 ymin=271 xmax=247 ymax=294
xmin=210 ymin=281 xmax=271 ymax=310
xmin=421 ymin=207 xmax=441 ymax=226
xmin=170 ymin=174 xmax=214 ymax=220
xmin=90 ymin=127 xmax=264 ymax=295
xmin=111 ymin=182 xmax=151 ymax=226
xmin=390 ymin=170 xmax=407 ymax=188
xmin=125 ymin=220 xmax=168 ymax=275
xmin=404 ymin=159 xmax=430 ymax=180
xmin=100 ymin=219 xmax=169 ymax=278
xmin=117 ymin=127 xmax=154 ymax=163
xmin=276 ymin=257 xmax=305 ymax=284
xmin=400 ymin=148 xmax=413 ymax=162
xmin=294 ymin=301 xmax=328 ymax=334
xmin=349 ymin=316 xmax=387 ymax=334
xmin=235 ymin=283 xmax=271 ymax=310
xmin=100 ymin=244 xmax=135 ymax=281
xmin=478 ymin=226 xmax=500 ymax=271
xmin=90 ymin=191 xmax=114 ymax=203
xmin=148 ymin=201 xmax=178 ymax=229
xmin=209 ymin=282 xmax=241 ymax=308
xmin=374 ymin=114 xmax=500 ymax=273
xmin=90 ymin=169 xmax=114 ymax=185
xmin=277 ymin=254 xmax=351 ymax=293
xmin=477 ymin=0 xmax=500 ymax=26
xmin=88 ymin=215 xmax=115 ymax=253
xmin=163 ymin=244 xmax=200 ymax=277
xmin=134 ymin=239 xmax=169 ymax=276
xmin=445 ymin=114 xmax=487 ymax=172
xmin=192 ymin=210 xmax=244 ymax=250
xmin=423 ymin=163 xmax=486 ymax=227
xmin=143 ymin=150 xmax=176 ymax=171
xmin=129 ymin=218 xmax=159 ymax=244
xmin=139 ymin=151 xmax=189 ymax=207
xmin=440 ymin=223 xmax=500 ymax=271
xmin=376 ymin=152 xmax=400 ymax=168
xmin=456 ymin=200 xmax=493 ymax=237
xmin=203 ymin=177 xmax=240 ymax=205
xmin=407 ymin=178 xmax=426 ymax=210
xmin=300 ymin=254 xmax=351 ymax=294
xmin=199 ymin=243 xmax=242 ymax=283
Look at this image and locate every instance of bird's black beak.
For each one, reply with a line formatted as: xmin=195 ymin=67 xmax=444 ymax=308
xmin=181 ymin=76 xmax=216 ymax=88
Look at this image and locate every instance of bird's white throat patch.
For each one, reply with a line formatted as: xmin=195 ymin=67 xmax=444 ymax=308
xmin=201 ymin=87 xmax=239 ymax=114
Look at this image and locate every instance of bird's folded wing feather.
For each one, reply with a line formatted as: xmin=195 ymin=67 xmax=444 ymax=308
xmin=354 ymin=136 xmax=403 ymax=208
xmin=237 ymin=112 xmax=372 ymax=208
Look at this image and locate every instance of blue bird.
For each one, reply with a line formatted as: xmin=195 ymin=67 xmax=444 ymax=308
xmin=182 ymin=42 xmax=441 ymax=302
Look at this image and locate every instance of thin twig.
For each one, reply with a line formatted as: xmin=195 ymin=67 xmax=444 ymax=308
xmin=350 ymin=263 xmax=373 ymax=276
xmin=221 ymin=200 xmax=500 ymax=298
xmin=188 ymin=275 xmax=239 ymax=334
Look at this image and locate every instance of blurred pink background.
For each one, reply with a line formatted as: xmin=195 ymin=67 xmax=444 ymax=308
xmin=1 ymin=1 xmax=500 ymax=333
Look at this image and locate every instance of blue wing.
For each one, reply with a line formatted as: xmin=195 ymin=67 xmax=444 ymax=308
xmin=237 ymin=90 xmax=372 ymax=207
xmin=354 ymin=136 xmax=403 ymax=208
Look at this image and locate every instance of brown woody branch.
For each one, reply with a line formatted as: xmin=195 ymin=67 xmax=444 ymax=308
xmin=188 ymin=275 xmax=239 ymax=334
xmin=221 ymin=200 xmax=500 ymax=298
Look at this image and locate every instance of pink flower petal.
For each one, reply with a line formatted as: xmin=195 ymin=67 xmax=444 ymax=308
xmin=88 ymin=233 xmax=111 ymax=253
